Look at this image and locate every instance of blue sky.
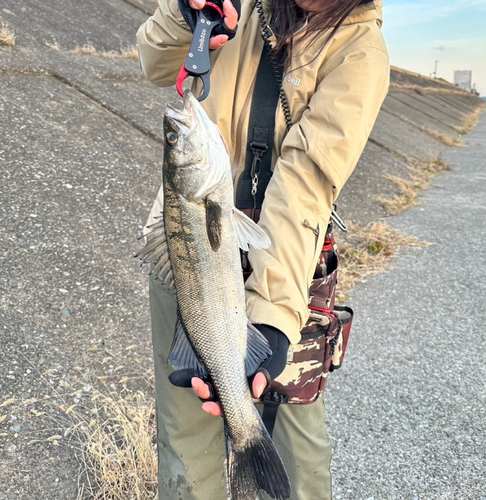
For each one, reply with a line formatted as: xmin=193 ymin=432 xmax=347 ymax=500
xmin=382 ymin=0 xmax=486 ymax=95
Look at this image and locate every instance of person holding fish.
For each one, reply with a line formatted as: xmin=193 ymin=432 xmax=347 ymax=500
xmin=137 ymin=0 xmax=388 ymax=498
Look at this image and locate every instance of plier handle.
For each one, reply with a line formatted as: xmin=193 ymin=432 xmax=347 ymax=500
xmin=176 ymin=1 xmax=224 ymax=102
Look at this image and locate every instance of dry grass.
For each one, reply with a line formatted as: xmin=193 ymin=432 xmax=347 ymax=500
xmin=337 ymin=222 xmax=430 ymax=300
xmin=45 ymin=40 xmax=138 ymax=60
xmin=389 ymin=83 xmax=467 ymax=96
xmin=70 ymin=43 xmax=139 ymax=60
xmin=426 ymin=129 xmax=466 ymax=147
xmin=45 ymin=40 xmax=61 ymax=51
xmin=78 ymin=392 xmax=157 ymax=500
xmin=0 ymin=22 xmax=15 ymax=46
xmin=392 ymin=113 xmax=466 ymax=146
xmin=5 ymin=351 xmax=157 ymax=500
xmin=457 ymin=103 xmax=486 ymax=134
xmin=377 ymin=159 xmax=450 ymax=216
xmin=390 ymin=66 xmax=454 ymax=86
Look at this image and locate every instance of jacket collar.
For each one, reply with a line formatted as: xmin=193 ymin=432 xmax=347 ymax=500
xmin=343 ymin=0 xmax=383 ymax=27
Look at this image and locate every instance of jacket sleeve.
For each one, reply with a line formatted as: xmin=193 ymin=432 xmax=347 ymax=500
xmin=136 ymin=0 xmax=193 ymax=86
xmin=245 ymin=45 xmax=390 ymax=344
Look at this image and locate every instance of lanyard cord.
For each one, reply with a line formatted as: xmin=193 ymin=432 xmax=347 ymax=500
xmin=254 ymin=0 xmax=293 ymax=132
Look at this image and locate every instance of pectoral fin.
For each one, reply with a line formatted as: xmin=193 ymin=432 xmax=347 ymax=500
xmin=232 ymin=208 xmax=271 ymax=251
xmin=245 ymin=321 xmax=272 ymax=376
xmin=167 ymin=317 xmax=208 ymax=379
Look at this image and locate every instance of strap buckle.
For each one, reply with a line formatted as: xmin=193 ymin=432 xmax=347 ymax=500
xmin=331 ymin=205 xmax=348 ymax=232
xmin=262 ymin=391 xmax=288 ymax=406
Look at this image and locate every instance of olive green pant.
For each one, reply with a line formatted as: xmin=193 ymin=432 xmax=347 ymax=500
xmin=149 ymin=276 xmax=333 ymax=500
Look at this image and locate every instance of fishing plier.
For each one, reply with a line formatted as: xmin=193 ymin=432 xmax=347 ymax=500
xmin=176 ymin=1 xmax=225 ymax=101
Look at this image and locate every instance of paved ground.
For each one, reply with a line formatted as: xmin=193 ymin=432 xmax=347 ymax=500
xmin=327 ymin=112 xmax=486 ymax=500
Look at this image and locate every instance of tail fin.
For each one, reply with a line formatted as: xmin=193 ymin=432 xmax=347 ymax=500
xmin=225 ymin=423 xmax=291 ymax=500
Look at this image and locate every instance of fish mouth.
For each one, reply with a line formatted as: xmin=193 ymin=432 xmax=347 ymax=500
xmin=165 ymin=101 xmax=194 ymax=136
xmin=183 ymin=90 xmax=215 ymax=132
xmin=165 ymin=90 xmax=213 ymax=140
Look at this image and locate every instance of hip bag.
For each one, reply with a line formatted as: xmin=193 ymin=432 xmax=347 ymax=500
xmin=236 ymin=5 xmax=354 ymax=435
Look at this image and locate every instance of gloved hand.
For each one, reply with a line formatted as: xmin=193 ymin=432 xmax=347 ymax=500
xmin=180 ymin=0 xmax=240 ymax=50
xmin=169 ymin=324 xmax=290 ymax=416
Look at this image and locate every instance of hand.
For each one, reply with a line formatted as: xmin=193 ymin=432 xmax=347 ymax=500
xmin=188 ymin=325 xmax=290 ymax=417
xmin=181 ymin=0 xmax=239 ymax=50
xmin=191 ymin=372 xmax=269 ymax=416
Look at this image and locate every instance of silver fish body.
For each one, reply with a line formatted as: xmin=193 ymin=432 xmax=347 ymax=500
xmin=138 ymin=91 xmax=290 ymax=500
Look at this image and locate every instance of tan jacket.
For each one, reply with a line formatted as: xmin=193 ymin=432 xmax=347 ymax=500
xmin=137 ymin=0 xmax=389 ymax=343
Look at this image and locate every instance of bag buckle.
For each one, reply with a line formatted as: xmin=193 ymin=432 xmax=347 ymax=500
xmin=331 ymin=207 xmax=347 ymax=232
xmin=262 ymin=391 xmax=288 ymax=406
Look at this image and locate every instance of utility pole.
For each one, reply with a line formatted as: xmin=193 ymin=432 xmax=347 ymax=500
xmin=434 ymin=60 xmax=439 ymax=79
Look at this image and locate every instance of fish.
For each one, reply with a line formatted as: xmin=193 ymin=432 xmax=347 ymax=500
xmin=136 ymin=91 xmax=291 ymax=500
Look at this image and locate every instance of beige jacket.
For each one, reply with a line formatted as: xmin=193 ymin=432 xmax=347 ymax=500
xmin=137 ymin=0 xmax=389 ymax=344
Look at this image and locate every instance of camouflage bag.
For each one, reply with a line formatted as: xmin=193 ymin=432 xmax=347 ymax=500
xmin=241 ymin=219 xmax=354 ymax=416
xmin=258 ymin=223 xmax=353 ymax=408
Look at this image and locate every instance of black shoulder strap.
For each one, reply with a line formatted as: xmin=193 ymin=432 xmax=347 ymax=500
xmin=261 ymin=392 xmax=288 ymax=438
xmin=235 ymin=40 xmax=283 ymax=213
xmin=236 ymin=16 xmax=287 ymax=438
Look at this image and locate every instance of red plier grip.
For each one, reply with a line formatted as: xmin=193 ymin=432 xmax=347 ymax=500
xmin=176 ymin=1 xmax=224 ymax=101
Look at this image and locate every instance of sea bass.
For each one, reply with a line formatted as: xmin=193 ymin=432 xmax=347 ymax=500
xmin=137 ymin=91 xmax=291 ymax=500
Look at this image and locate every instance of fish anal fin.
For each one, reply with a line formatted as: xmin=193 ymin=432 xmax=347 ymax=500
xmin=167 ymin=317 xmax=208 ymax=379
xmin=245 ymin=321 xmax=272 ymax=376
xmin=206 ymin=198 xmax=223 ymax=252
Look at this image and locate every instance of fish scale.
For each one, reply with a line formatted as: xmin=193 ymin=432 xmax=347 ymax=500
xmin=165 ymin=183 xmax=258 ymax=443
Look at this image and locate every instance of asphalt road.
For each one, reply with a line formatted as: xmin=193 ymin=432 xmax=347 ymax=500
xmin=326 ymin=112 xmax=486 ymax=500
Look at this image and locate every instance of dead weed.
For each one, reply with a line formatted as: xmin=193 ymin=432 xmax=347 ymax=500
xmin=377 ymin=159 xmax=450 ymax=216
xmin=337 ymin=222 xmax=430 ymax=300
xmin=389 ymin=83 xmax=466 ymax=96
xmin=0 ymin=22 xmax=15 ymax=46
xmin=78 ymin=392 xmax=157 ymax=500
xmin=45 ymin=40 xmax=138 ymax=60
xmin=425 ymin=129 xmax=466 ymax=147
xmin=457 ymin=103 xmax=486 ymax=134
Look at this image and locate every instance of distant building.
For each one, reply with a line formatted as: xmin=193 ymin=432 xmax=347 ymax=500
xmin=454 ymin=70 xmax=472 ymax=92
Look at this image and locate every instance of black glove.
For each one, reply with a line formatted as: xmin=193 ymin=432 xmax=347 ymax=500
xmin=251 ymin=324 xmax=289 ymax=387
xmin=168 ymin=324 xmax=289 ymax=398
xmin=178 ymin=0 xmax=241 ymax=40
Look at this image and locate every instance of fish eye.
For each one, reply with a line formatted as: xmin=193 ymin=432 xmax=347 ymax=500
xmin=166 ymin=132 xmax=178 ymax=146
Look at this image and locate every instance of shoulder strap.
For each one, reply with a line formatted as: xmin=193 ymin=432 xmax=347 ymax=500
xmin=235 ymin=40 xmax=282 ymax=214
xmin=261 ymin=392 xmax=288 ymax=438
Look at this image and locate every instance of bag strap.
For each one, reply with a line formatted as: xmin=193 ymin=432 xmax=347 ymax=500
xmin=261 ymin=392 xmax=288 ymax=438
xmin=234 ymin=30 xmax=282 ymax=214
xmin=235 ymin=4 xmax=293 ymax=436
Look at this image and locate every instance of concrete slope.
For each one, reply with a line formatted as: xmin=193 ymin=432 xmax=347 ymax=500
xmin=0 ymin=2 xmax=484 ymax=499
xmin=338 ymin=74 xmax=485 ymax=226
xmin=327 ymin=103 xmax=486 ymax=500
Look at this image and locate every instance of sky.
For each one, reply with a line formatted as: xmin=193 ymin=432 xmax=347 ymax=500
xmin=382 ymin=0 xmax=486 ymax=96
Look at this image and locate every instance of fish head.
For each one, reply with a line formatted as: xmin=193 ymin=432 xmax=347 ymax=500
xmin=163 ymin=91 xmax=230 ymax=201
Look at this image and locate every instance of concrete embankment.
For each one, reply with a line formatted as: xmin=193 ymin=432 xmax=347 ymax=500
xmin=338 ymin=67 xmax=485 ymax=226
xmin=0 ymin=1 xmax=484 ymax=499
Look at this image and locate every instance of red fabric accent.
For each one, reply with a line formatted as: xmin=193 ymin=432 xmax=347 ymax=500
xmin=308 ymin=306 xmax=338 ymax=321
